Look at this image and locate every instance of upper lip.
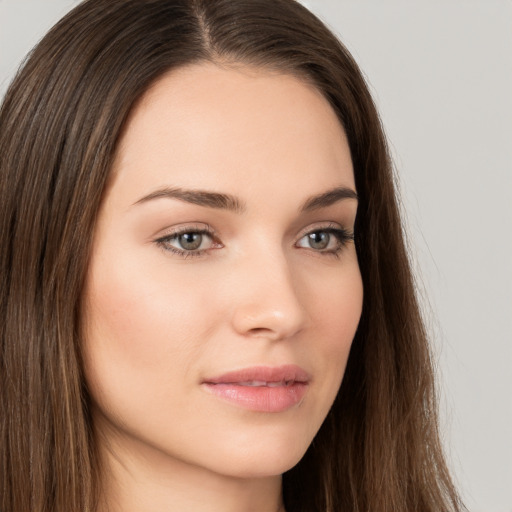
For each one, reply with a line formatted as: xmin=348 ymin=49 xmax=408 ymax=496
xmin=203 ymin=364 xmax=311 ymax=385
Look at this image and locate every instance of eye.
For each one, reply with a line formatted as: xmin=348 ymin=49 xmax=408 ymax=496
xmin=155 ymin=226 xmax=220 ymax=257
xmin=174 ymin=232 xmax=209 ymax=251
xmin=300 ymin=231 xmax=333 ymax=250
xmin=296 ymin=227 xmax=353 ymax=255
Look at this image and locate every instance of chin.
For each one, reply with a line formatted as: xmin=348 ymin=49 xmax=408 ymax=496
xmin=193 ymin=422 xmax=315 ymax=479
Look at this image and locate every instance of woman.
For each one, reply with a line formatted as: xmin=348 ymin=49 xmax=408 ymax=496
xmin=0 ymin=0 xmax=464 ymax=511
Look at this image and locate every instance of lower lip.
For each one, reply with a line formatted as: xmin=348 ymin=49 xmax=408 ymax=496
xmin=202 ymin=382 xmax=308 ymax=413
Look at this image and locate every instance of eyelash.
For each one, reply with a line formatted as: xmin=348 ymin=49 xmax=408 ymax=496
xmin=155 ymin=225 xmax=218 ymax=259
xmin=297 ymin=225 xmax=354 ymax=259
xmin=154 ymin=223 xmax=354 ymax=259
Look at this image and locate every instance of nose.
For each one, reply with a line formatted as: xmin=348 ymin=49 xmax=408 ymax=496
xmin=229 ymin=252 xmax=308 ymax=341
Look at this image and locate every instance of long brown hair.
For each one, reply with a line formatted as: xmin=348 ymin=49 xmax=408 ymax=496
xmin=0 ymin=1 xmax=463 ymax=511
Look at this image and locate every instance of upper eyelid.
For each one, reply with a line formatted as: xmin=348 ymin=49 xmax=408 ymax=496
xmin=154 ymin=227 xmax=218 ymax=258
xmin=297 ymin=227 xmax=353 ymax=245
xmin=153 ymin=221 xmax=352 ymax=239
xmin=154 ymin=223 xmax=215 ymax=239
xmin=296 ymin=221 xmax=352 ymax=238
xmin=153 ymin=223 xmax=353 ymax=261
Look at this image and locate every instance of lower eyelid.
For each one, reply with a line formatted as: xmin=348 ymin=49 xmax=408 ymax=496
xmin=154 ymin=225 xmax=352 ymax=258
xmin=295 ymin=229 xmax=352 ymax=255
xmin=160 ymin=231 xmax=214 ymax=247
xmin=300 ymin=227 xmax=352 ymax=241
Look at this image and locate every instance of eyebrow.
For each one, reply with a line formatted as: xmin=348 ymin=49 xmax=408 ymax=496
xmin=132 ymin=185 xmax=357 ymax=213
xmin=300 ymin=186 xmax=358 ymax=211
xmin=133 ymin=187 xmax=245 ymax=213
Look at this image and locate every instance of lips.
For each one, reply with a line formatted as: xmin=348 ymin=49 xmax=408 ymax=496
xmin=202 ymin=365 xmax=310 ymax=413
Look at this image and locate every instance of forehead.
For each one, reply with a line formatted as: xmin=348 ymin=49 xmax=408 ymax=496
xmin=110 ymin=62 xmax=354 ymax=205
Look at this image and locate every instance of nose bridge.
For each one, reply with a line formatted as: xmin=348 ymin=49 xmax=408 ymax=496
xmin=230 ymin=243 xmax=307 ymax=339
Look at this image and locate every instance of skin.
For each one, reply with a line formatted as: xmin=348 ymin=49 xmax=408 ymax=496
xmin=82 ymin=62 xmax=363 ymax=512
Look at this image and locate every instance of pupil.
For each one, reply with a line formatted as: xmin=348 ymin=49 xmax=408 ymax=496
xmin=179 ymin=233 xmax=202 ymax=250
xmin=309 ymin=232 xmax=329 ymax=250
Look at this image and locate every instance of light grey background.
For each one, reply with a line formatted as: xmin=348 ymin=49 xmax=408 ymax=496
xmin=1 ymin=1 xmax=511 ymax=511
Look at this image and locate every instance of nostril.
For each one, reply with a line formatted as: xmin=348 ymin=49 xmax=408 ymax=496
xmin=248 ymin=327 xmax=274 ymax=337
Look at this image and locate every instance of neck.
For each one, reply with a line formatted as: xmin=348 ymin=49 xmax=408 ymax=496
xmin=95 ymin=432 xmax=285 ymax=512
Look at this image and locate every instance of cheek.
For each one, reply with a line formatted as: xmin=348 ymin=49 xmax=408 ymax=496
xmin=83 ymin=273 xmax=169 ymax=372
xmin=304 ymin=263 xmax=363 ymax=388
xmin=81 ymin=261 xmax=226 ymax=456
xmin=84 ymin=252 xmax=214 ymax=354
xmin=308 ymin=258 xmax=363 ymax=343
xmin=80 ymin=252 xmax=217 ymax=406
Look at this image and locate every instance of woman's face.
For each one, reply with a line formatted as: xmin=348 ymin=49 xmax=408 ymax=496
xmin=82 ymin=63 xmax=363 ymax=480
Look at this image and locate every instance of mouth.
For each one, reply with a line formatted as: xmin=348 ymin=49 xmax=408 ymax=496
xmin=235 ymin=380 xmax=297 ymax=387
xmin=202 ymin=365 xmax=310 ymax=413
